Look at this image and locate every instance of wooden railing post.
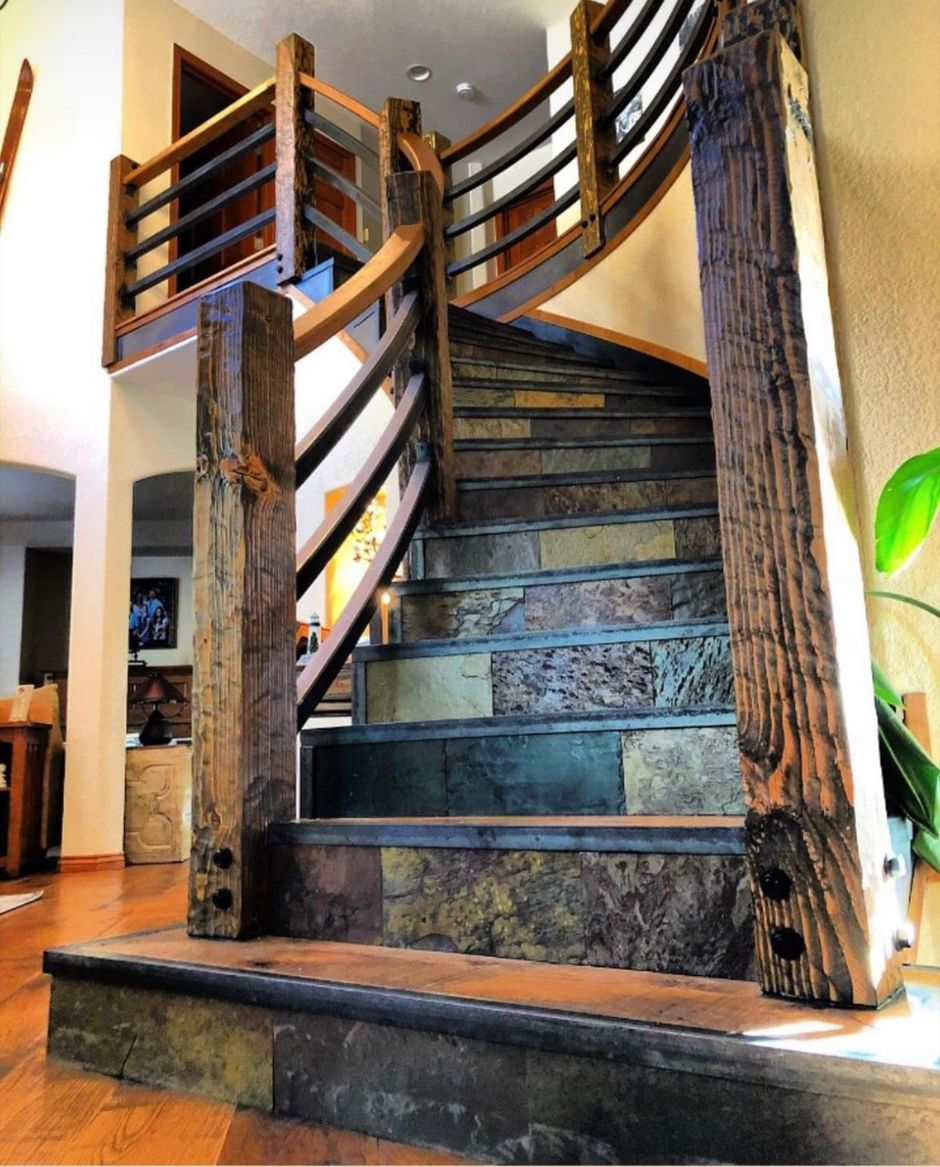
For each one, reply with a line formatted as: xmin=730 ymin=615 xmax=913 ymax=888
xmin=188 ymin=282 xmax=296 ymax=940
xmin=386 ymin=169 xmax=456 ymax=522
xmin=378 ymin=98 xmax=422 ymax=240
xmin=425 ymin=129 xmax=456 ymax=298
xmin=570 ymin=0 xmax=616 ymax=256
xmin=683 ymin=13 xmax=906 ymax=1005
xmin=102 ymin=155 xmax=139 ymax=367
xmin=275 ymin=33 xmax=316 ymax=284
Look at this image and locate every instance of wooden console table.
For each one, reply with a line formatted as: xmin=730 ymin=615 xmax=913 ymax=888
xmin=0 ymin=721 xmax=49 ymax=877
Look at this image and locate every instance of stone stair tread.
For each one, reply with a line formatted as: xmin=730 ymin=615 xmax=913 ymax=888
xmin=454 ymin=377 xmax=699 ymax=397
xmin=456 ymin=468 xmax=716 ymax=490
xmin=420 ymin=502 xmax=718 ymax=540
xmin=454 ymin=436 xmax=713 ymax=449
xmin=303 ymin=704 xmax=736 ymax=744
xmin=269 ymin=815 xmax=746 ymax=854
xmin=455 ymin=405 xmax=712 ymax=417
xmin=451 ymin=359 xmax=664 ymax=384
xmin=355 ymin=616 xmax=728 ymax=661
xmin=394 ymin=556 xmax=723 ymax=595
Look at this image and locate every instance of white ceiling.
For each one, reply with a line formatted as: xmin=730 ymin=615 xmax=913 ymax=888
xmin=173 ymin=0 xmax=574 ymax=143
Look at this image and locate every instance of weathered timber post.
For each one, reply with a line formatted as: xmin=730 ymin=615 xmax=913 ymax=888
xmin=275 ymin=34 xmax=317 ymax=283
xmin=570 ymin=0 xmax=616 ymax=256
xmin=385 ymin=169 xmax=456 ymax=522
xmin=379 ymin=98 xmax=422 ymax=242
xmin=102 ymin=155 xmax=139 ymax=367
xmin=683 ymin=21 xmax=906 ymax=1004
xmin=189 ymin=282 xmax=296 ymax=939
xmin=425 ymin=129 xmax=457 ymax=299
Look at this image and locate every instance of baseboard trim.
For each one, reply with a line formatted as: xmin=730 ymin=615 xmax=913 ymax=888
xmin=58 ymin=852 xmax=125 ymax=873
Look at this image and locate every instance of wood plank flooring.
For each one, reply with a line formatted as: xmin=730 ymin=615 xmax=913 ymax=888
xmin=0 ymin=863 xmax=474 ymax=1165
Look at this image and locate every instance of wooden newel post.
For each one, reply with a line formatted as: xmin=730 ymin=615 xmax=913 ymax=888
xmin=379 ymin=98 xmax=422 ymax=241
xmin=386 ymin=169 xmax=456 ymax=522
xmin=571 ymin=0 xmax=615 ymax=257
xmin=189 ymin=282 xmax=297 ymax=940
xmin=683 ymin=25 xmax=906 ymax=1004
xmin=101 ymin=155 xmax=139 ymax=367
xmin=275 ymin=33 xmax=317 ymax=284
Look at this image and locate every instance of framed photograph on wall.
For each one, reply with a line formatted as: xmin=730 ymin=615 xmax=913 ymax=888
xmin=129 ymin=578 xmax=178 ymax=651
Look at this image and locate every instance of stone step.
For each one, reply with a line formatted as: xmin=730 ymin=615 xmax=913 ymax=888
xmin=299 ymin=706 xmax=740 ymax=819
xmin=453 ymin=380 xmax=702 ymax=412
xmin=449 ymin=336 xmax=610 ymax=369
xmin=46 ymin=931 xmax=940 ymax=1166
xmin=266 ymin=816 xmax=753 ymax=979
xmin=451 ymin=355 xmax=665 ymax=387
xmin=453 ymin=405 xmax=714 ymax=440
xmin=392 ymin=558 xmax=726 ymax=642
xmin=456 ymin=469 xmax=718 ymax=523
xmin=412 ymin=505 xmax=722 ymax=580
xmin=352 ymin=619 xmax=733 ymax=725
xmin=454 ymin=436 xmax=716 ymax=478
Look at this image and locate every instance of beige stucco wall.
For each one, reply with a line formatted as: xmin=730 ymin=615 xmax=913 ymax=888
xmin=804 ymin=0 xmax=940 ymax=734
xmin=542 ymin=1 xmax=940 ymax=734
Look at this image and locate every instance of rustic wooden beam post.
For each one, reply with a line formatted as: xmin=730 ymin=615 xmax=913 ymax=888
xmin=683 ymin=23 xmax=906 ymax=1004
xmin=189 ymin=282 xmax=296 ymax=939
xmin=570 ymin=0 xmax=616 ymax=257
xmin=378 ymin=98 xmax=422 ymax=241
xmin=275 ymin=34 xmax=317 ymax=284
xmin=101 ymin=155 xmax=139 ymax=367
xmin=425 ymin=129 xmax=456 ymax=299
xmin=386 ymin=169 xmax=456 ymax=522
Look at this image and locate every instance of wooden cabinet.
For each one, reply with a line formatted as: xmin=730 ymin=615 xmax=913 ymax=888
xmin=124 ymin=743 xmax=192 ymax=864
xmin=0 ymin=722 xmax=49 ymax=877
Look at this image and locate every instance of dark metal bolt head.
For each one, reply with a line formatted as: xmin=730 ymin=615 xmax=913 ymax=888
xmin=212 ymin=847 xmax=234 ymax=870
xmin=770 ymin=926 xmax=805 ymax=961
xmin=759 ymin=867 xmax=792 ymax=901
xmin=212 ymin=888 xmax=233 ymax=911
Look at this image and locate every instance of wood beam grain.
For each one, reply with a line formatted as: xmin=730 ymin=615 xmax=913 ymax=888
xmin=571 ymin=0 xmax=616 ymax=256
xmin=684 ymin=28 xmax=905 ymax=1005
xmin=275 ymin=34 xmax=316 ymax=283
xmin=189 ymin=282 xmax=296 ymax=939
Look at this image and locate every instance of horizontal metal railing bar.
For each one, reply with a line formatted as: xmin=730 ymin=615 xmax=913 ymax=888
xmin=607 ymin=2 xmax=712 ymax=167
xmin=591 ymin=0 xmax=634 ymax=41
xmin=303 ymin=204 xmax=373 ymax=263
xmin=446 ymin=184 xmax=579 ymax=277
xmin=293 ymin=222 xmax=424 ymax=361
xmin=305 ymin=109 xmax=379 ymax=168
xmin=601 ymin=0 xmax=694 ymax=127
xmin=296 ymin=371 xmax=427 ymax=596
xmin=312 ymin=157 xmax=381 ymax=221
xmin=125 ymin=164 xmax=275 ymax=262
xmin=123 ymin=208 xmax=275 ymax=299
xmin=295 ymin=291 xmax=422 ymax=487
xmin=126 ymin=122 xmax=275 ymax=226
xmin=599 ymin=0 xmax=664 ymax=82
xmin=445 ymin=99 xmax=575 ymax=203
xmin=447 ymin=142 xmax=577 ymax=240
xmin=296 ymin=457 xmax=431 ymax=727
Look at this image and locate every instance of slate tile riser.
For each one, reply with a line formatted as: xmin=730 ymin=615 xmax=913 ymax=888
xmin=417 ymin=514 xmax=722 ymax=580
xmin=360 ymin=634 xmax=734 ymax=723
xmin=267 ymin=843 xmax=755 ymax=980
xmin=456 ymin=476 xmax=719 ymax=523
xmin=451 ymin=361 xmax=677 ymax=388
xmin=303 ymin=723 xmax=744 ymax=818
xmin=454 ymin=414 xmax=715 ymax=440
xmin=454 ymin=444 xmax=717 ymax=478
xmin=396 ymin=569 xmax=726 ymax=642
xmin=48 ymin=977 xmax=940 ymax=1166
xmin=453 ymin=386 xmax=701 ymax=411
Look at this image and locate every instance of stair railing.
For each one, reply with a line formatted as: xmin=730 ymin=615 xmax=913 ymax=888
xmin=102 ymin=35 xmax=382 ymax=367
xmin=188 ymin=68 xmax=451 ymax=938
xmin=437 ymin=0 xmax=717 ymax=287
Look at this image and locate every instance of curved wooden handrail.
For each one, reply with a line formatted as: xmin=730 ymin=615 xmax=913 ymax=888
xmin=296 ymin=458 xmax=432 ymax=727
xmin=126 ymin=77 xmax=275 ymax=187
xmin=440 ymin=55 xmax=573 ymax=167
xmin=292 ymin=221 xmax=425 ymax=361
xmin=298 ymin=71 xmax=380 ymax=128
xmin=399 ymin=132 xmax=446 ymax=195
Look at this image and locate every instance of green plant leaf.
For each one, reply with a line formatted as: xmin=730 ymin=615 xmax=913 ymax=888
xmin=913 ymin=827 xmax=940 ymax=875
xmin=872 ymin=660 xmax=903 ymax=709
xmin=875 ymin=447 xmax=940 ymax=575
xmin=868 ymin=590 xmax=940 ymax=620
xmin=876 ymin=697 xmax=938 ymax=834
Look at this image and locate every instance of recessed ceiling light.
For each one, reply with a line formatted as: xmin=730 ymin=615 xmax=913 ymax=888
xmin=456 ymin=82 xmax=477 ymax=100
xmin=406 ymin=64 xmax=432 ymax=83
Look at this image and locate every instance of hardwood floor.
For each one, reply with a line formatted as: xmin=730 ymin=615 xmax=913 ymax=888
xmin=0 ymin=863 xmax=473 ymax=1165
